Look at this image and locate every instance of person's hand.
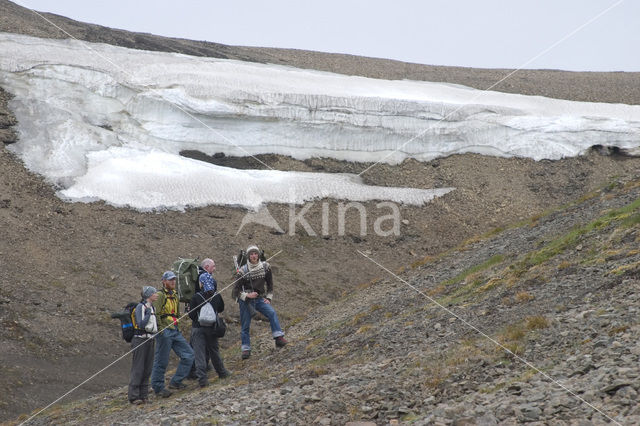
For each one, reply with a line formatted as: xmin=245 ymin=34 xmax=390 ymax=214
xmin=246 ymin=292 xmax=259 ymax=299
xmin=264 ymin=298 xmax=271 ymax=304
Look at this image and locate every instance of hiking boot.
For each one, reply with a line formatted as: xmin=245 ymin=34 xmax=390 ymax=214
xmin=132 ymin=399 xmax=144 ymax=405
xmin=241 ymin=350 xmax=251 ymax=360
xmin=218 ymin=370 xmax=232 ymax=379
xmin=156 ymin=388 xmax=172 ymax=398
xmin=168 ymin=381 xmax=187 ymax=390
xmin=275 ymin=336 xmax=288 ymax=348
xmin=199 ymin=381 xmax=209 ymax=388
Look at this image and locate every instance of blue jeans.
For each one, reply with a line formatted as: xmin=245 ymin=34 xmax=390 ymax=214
xmin=239 ymin=298 xmax=284 ymax=351
xmin=151 ymin=328 xmax=194 ymax=393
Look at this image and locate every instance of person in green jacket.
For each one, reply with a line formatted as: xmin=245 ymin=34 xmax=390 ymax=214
xmin=150 ymin=271 xmax=194 ymax=397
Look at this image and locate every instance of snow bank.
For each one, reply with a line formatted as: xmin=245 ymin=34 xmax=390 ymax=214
xmin=1 ymin=32 xmax=639 ymax=209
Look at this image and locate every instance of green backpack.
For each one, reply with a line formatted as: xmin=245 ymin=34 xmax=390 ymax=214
xmin=172 ymin=258 xmax=200 ymax=303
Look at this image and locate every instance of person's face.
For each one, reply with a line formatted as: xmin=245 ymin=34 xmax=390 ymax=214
xmin=164 ymin=278 xmax=176 ymax=290
xmin=148 ymin=292 xmax=159 ymax=303
xmin=206 ymin=262 xmax=216 ymax=274
xmin=249 ymin=251 xmax=259 ymax=263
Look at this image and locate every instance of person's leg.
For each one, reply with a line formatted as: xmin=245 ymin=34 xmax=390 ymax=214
xmin=207 ymin=332 xmax=228 ymax=377
xmin=140 ymin=338 xmax=155 ymax=401
xmin=151 ymin=331 xmax=171 ymax=393
xmin=238 ymin=299 xmax=253 ymax=352
xmin=255 ymin=298 xmax=284 ymax=338
xmin=128 ymin=337 xmax=145 ymax=402
xmin=170 ymin=331 xmax=195 ymax=385
xmin=191 ymin=328 xmax=208 ymax=387
xmin=187 ymin=328 xmax=198 ymax=379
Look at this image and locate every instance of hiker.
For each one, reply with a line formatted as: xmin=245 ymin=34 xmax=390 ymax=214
xmin=198 ymin=258 xmax=216 ymax=291
xmin=232 ymin=245 xmax=287 ymax=359
xmin=187 ymin=257 xmax=218 ymax=379
xmin=127 ymin=286 xmax=158 ymax=404
xmin=150 ymin=271 xmax=195 ymax=397
xmin=188 ymin=272 xmax=231 ymax=387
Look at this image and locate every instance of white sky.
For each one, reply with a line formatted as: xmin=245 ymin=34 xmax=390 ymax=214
xmin=10 ymin=0 xmax=640 ymax=71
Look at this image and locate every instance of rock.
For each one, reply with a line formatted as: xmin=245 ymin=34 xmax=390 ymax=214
xmin=569 ymin=362 xmax=596 ymax=377
xmin=515 ymin=404 xmax=542 ymax=422
xmin=577 ymin=310 xmax=595 ymax=319
xmin=475 ymin=413 xmax=498 ymax=425
xmin=305 ymin=393 xmax=322 ymax=402
xmin=614 ymin=385 xmax=637 ymax=400
xmin=0 ymin=128 xmax=18 ymax=144
xmin=602 ymin=380 xmax=632 ymax=395
xmin=453 ymin=417 xmax=478 ymax=425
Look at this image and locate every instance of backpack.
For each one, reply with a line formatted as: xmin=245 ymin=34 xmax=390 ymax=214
xmin=198 ymin=299 xmax=217 ymax=327
xmin=172 ymin=257 xmax=200 ymax=303
xmin=111 ymin=302 xmax=138 ymax=342
xmin=234 ymin=249 xmax=266 ymax=271
xmin=213 ymin=315 xmax=227 ymax=338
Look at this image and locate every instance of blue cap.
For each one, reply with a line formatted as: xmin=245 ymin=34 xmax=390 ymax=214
xmin=162 ymin=270 xmax=176 ymax=281
xmin=200 ymin=272 xmax=215 ymax=292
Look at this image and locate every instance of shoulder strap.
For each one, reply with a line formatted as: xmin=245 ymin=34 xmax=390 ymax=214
xmin=197 ymin=292 xmax=207 ymax=306
xmin=159 ymin=289 xmax=177 ymax=318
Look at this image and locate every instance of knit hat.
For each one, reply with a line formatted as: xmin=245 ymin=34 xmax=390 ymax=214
xmin=246 ymin=245 xmax=260 ymax=255
xmin=161 ymin=270 xmax=176 ymax=281
xmin=142 ymin=286 xmax=157 ymax=300
xmin=199 ymin=272 xmax=215 ymax=293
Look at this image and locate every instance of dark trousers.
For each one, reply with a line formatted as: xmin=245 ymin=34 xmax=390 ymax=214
xmin=189 ymin=333 xmax=211 ymax=377
xmin=191 ymin=327 xmax=226 ymax=386
xmin=128 ymin=336 xmax=154 ymax=401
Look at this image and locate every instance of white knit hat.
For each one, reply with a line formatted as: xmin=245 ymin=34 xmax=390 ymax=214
xmin=246 ymin=245 xmax=260 ymax=255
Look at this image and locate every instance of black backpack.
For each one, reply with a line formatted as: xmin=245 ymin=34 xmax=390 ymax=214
xmin=111 ymin=302 xmax=138 ymax=342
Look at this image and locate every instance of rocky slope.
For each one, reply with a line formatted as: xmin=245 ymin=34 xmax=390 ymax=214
xmin=2 ymin=0 xmax=640 ymax=423
xmin=15 ymin=174 xmax=640 ymax=425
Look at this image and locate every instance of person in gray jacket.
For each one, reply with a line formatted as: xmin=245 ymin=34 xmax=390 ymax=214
xmin=128 ymin=286 xmax=158 ymax=404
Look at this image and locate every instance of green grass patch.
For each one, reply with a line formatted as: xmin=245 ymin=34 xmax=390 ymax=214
xmin=442 ymin=254 xmax=505 ymax=287
xmin=515 ymin=197 xmax=640 ymax=271
xmin=621 ymin=212 xmax=640 ymax=229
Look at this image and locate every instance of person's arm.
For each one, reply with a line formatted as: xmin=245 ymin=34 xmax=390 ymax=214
xmin=213 ymin=293 xmax=225 ymax=314
xmin=188 ymin=294 xmax=202 ymax=322
xmin=136 ymin=303 xmax=151 ymax=329
xmin=152 ymin=291 xmax=164 ymax=315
